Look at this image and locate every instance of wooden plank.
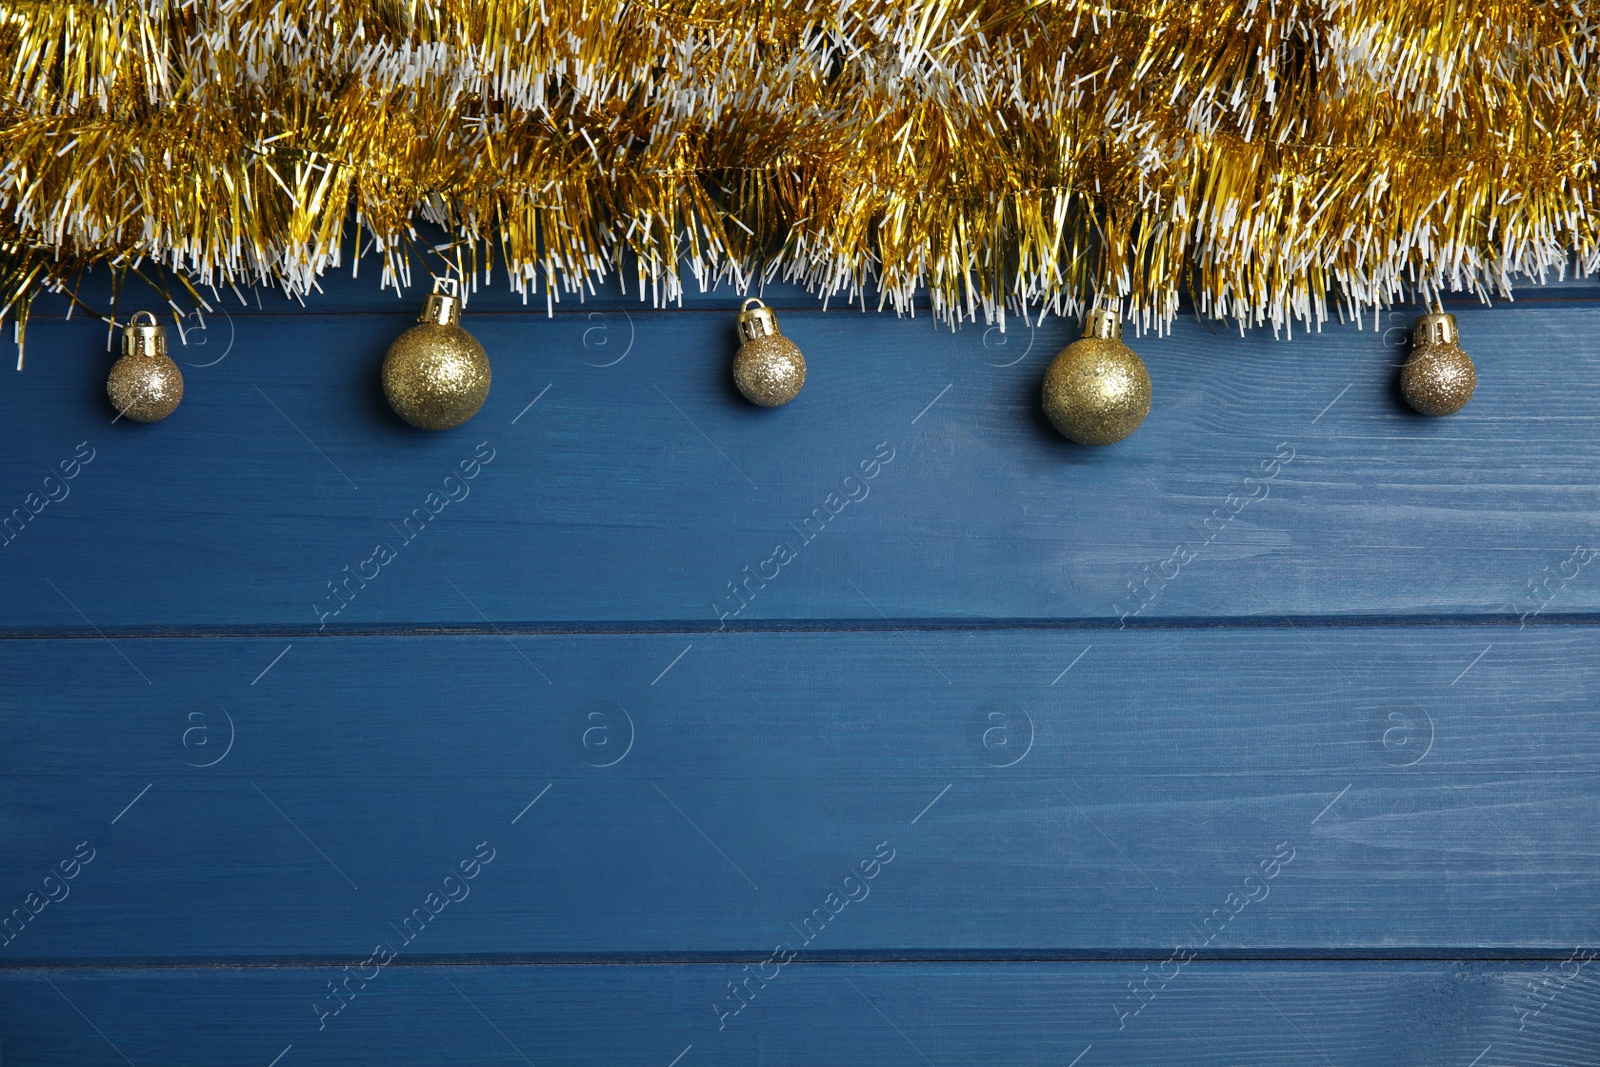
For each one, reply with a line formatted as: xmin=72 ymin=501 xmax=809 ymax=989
xmin=1 ymin=960 xmax=1592 ymax=1067
xmin=7 ymin=287 xmax=1600 ymax=630
xmin=1 ymin=628 xmax=1594 ymax=960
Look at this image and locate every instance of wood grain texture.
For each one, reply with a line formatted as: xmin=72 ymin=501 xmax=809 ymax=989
xmin=4 ymin=282 xmax=1600 ymax=630
xmin=5 ymin=271 xmax=1600 ymax=1064
xmin=1 ymin=961 xmax=1594 ymax=1067
xmin=1 ymin=629 xmax=1593 ymax=960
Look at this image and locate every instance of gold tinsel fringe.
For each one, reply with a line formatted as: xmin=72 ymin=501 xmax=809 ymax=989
xmin=2 ymin=0 xmax=1598 ymax=352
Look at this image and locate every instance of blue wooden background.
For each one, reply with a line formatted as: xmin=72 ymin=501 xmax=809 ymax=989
xmin=1 ymin=265 xmax=1598 ymax=1066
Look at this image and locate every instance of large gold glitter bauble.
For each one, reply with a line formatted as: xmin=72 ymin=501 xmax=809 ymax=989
xmin=1400 ymin=312 xmax=1475 ymax=416
xmin=732 ymin=299 xmax=805 ymax=406
xmin=107 ymin=311 xmax=183 ymax=422
xmin=1041 ymin=308 xmax=1151 ymax=445
xmin=382 ymin=284 xmax=491 ymax=429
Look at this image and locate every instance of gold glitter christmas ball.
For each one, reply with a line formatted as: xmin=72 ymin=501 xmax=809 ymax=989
xmin=1041 ymin=308 xmax=1151 ymax=445
xmin=108 ymin=312 xmax=183 ymax=422
xmin=382 ymin=288 xmax=491 ymax=430
xmin=732 ymin=299 xmax=805 ymax=406
xmin=1400 ymin=312 xmax=1475 ymax=416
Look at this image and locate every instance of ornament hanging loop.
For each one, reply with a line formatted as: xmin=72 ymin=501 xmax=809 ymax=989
xmin=736 ymin=298 xmax=781 ymax=343
xmin=1083 ymin=297 xmax=1123 ymax=341
xmin=1412 ymin=311 xmax=1460 ymax=347
xmin=122 ymin=309 xmax=167 ymax=358
xmin=420 ymin=276 xmax=462 ymax=327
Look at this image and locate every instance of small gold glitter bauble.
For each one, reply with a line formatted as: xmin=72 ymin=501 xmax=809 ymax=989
xmin=1400 ymin=312 xmax=1475 ymax=416
xmin=1041 ymin=307 xmax=1151 ymax=445
xmin=384 ymin=283 xmax=489 ymax=435
xmin=107 ymin=311 xmax=183 ymax=422
xmin=732 ymin=298 xmax=805 ymax=406
xmin=382 ymin=282 xmax=491 ymax=430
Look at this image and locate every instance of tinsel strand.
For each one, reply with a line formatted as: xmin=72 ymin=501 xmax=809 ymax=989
xmin=1 ymin=0 xmax=1598 ymax=355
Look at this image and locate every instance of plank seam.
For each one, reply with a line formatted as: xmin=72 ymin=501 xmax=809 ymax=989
xmin=0 ymin=953 xmax=1593 ymax=970
xmin=4 ymin=612 xmax=1600 ymax=639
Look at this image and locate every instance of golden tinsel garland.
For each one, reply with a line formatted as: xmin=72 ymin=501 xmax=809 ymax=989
xmin=2 ymin=0 xmax=1599 ymax=353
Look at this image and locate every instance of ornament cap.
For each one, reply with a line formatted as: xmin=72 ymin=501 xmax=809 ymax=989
xmin=1413 ymin=311 xmax=1459 ymax=347
xmin=121 ymin=310 xmax=166 ymax=359
xmin=1083 ymin=306 xmax=1122 ymax=341
xmin=420 ymin=278 xmax=463 ymax=326
xmin=736 ymin=298 xmax=781 ymax=343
